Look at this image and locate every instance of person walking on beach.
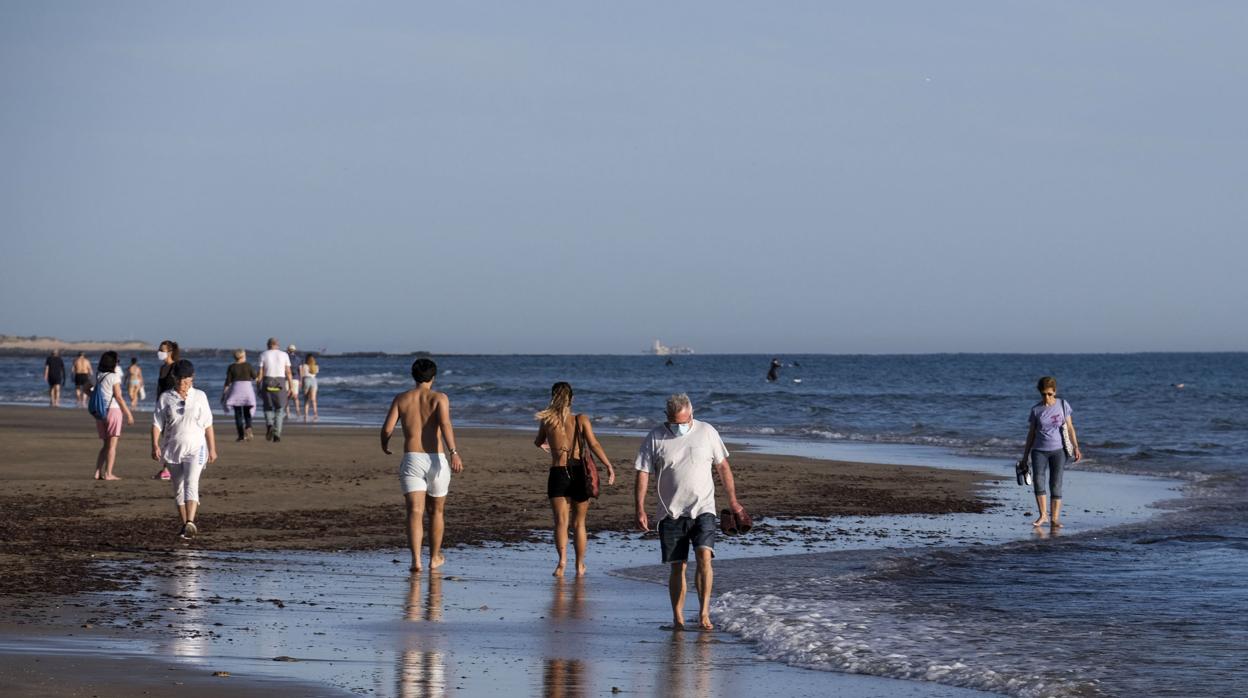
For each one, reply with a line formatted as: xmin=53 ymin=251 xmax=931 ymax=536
xmin=43 ymin=349 xmax=65 ymax=407
xmin=223 ymin=349 xmax=258 ymax=441
xmin=635 ymin=393 xmax=746 ymax=631
xmin=285 ymin=344 xmax=302 ymax=419
xmin=258 ymin=338 xmax=295 ymax=442
xmin=151 ymin=360 xmax=216 ymax=540
xmin=301 ymin=354 xmax=319 ymax=422
xmin=126 ymin=357 xmax=144 ymax=408
xmin=92 ymin=351 xmax=135 ymax=480
xmin=381 ymin=358 xmax=464 ymax=572
xmin=72 ymin=352 xmax=92 ymax=407
xmin=534 ymin=382 xmax=617 ymax=577
xmin=1019 ymin=376 xmax=1082 ymax=528
xmin=152 ymin=340 xmax=181 ymax=480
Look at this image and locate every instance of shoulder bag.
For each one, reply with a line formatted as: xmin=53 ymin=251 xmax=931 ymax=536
xmin=1059 ymin=399 xmax=1074 ymax=459
xmin=574 ymin=415 xmax=601 ymax=499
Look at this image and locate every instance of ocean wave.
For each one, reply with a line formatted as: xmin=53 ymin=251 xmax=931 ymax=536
xmin=715 ymin=586 xmax=1099 ymax=697
xmin=314 ymin=372 xmax=409 ymax=387
xmin=593 ymin=415 xmax=658 ymax=429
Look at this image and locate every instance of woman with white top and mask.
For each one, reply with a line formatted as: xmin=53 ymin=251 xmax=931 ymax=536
xmin=152 ymin=359 xmax=217 ymax=540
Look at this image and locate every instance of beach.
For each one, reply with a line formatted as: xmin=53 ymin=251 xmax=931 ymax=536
xmin=1 ymin=351 xmax=1241 ymax=696
xmin=0 ymin=403 xmax=1005 ymax=696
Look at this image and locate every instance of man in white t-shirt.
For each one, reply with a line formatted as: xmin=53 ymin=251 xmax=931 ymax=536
xmin=256 ymin=337 xmax=295 ymax=442
xmin=635 ymin=393 xmax=745 ymax=631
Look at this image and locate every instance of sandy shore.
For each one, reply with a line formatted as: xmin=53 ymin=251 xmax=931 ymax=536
xmin=0 ymin=404 xmax=1003 ymax=696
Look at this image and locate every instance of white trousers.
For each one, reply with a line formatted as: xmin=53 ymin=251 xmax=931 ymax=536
xmin=167 ymin=447 xmax=206 ymax=505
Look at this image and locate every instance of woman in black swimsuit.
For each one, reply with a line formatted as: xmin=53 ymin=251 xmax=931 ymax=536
xmin=534 ymin=382 xmax=616 ymax=578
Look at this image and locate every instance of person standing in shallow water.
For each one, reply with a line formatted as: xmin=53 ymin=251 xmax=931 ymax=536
xmin=1019 ymin=376 xmax=1082 ymax=528
xmin=534 ymin=382 xmax=617 ymax=577
xmin=381 ymin=358 xmax=464 ymax=572
xmin=635 ymin=393 xmax=746 ymax=631
xmin=126 ymin=357 xmax=144 ymax=408
xmin=72 ymin=352 xmax=92 ymax=407
xmin=43 ymin=349 xmax=65 ymax=407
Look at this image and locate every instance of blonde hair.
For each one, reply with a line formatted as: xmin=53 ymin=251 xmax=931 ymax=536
xmin=233 ymin=349 xmax=246 ymax=360
xmin=535 ymin=382 xmax=574 ymax=427
xmin=306 ymin=355 xmax=318 ymax=375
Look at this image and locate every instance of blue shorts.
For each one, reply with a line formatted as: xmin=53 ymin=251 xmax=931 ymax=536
xmin=658 ymin=513 xmax=717 ymax=563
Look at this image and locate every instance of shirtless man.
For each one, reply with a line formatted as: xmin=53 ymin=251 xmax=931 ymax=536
xmin=72 ymin=352 xmax=93 ymax=407
xmin=381 ymin=358 xmax=464 ymax=572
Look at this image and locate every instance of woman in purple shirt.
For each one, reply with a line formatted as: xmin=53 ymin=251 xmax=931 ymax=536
xmin=1019 ymin=376 xmax=1082 ymax=528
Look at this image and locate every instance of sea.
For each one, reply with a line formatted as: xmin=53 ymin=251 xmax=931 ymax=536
xmin=4 ymin=352 xmax=1245 ymax=696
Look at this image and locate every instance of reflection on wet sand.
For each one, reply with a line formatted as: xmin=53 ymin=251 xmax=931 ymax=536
xmin=657 ymin=629 xmax=713 ymax=697
xmin=548 ymin=577 xmax=587 ymax=621
xmin=543 ymin=658 xmax=587 ymax=698
xmin=1033 ymin=526 xmax=1063 ymax=540
xmin=161 ymin=549 xmax=206 ymax=658
xmin=398 ymin=572 xmax=446 ymax=698
xmin=544 ymin=578 xmax=589 ymax=697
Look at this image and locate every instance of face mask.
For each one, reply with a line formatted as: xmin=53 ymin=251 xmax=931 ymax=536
xmin=157 ymin=351 xmax=168 ymax=362
xmin=670 ymin=422 xmax=691 ymax=436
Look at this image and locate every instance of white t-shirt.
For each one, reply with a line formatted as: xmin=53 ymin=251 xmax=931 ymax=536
xmin=259 ymin=349 xmax=291 ymax=380
xmin=96 ymin=372 xmax=122 ymax=411
xmin=634 ymin=419 xmax=730 ymax=521
xmin=153 ymin=388 xmax=213 ymax=463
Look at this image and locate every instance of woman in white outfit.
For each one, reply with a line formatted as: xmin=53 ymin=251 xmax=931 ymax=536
xmin=151 ymin=359 xmax=217 ymax=540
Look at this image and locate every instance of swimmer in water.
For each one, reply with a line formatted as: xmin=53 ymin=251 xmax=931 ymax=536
xmin=766 ymin=358 xmax=781 ymax=382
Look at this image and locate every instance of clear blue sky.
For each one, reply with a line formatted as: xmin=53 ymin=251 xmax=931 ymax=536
xmin=2 ymin=2 xmax=1245 ymax=353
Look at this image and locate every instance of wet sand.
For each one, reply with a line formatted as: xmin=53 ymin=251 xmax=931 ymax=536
xmin=0 ymin=404 xmax=1001 ymax=696
xmin=0 ymin=405 xmax=996 ymax=596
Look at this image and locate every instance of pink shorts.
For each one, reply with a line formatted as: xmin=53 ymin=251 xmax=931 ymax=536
xmin=96 ymin=410 xmax=123 ymax=438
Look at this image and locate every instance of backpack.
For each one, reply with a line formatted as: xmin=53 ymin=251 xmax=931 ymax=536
xmin=88 ymin=373 xmax=113 ymax=420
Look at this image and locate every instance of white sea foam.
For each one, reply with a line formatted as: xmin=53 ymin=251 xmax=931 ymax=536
xmin=714 ymin=588 xmax=1097 ymax=698
xmin=314 ymin=372 xmax=408 ymax=387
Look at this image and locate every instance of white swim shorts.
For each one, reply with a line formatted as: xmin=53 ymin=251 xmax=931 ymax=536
xmin=399 ymin=452 xmax=451 ymax=497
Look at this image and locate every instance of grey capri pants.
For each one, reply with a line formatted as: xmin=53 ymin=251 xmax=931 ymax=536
xmin=1030 ymin=448 xmax=1066 ymax=499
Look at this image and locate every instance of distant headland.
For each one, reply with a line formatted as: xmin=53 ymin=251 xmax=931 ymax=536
xmin=0 ymin=334 xmax=152 ymax=356
xmin=0 ymin=334 xmax=437 ymax=358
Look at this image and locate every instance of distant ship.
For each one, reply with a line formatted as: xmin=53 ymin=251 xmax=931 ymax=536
xmin=644 ymin=339 xmax=695 ymax=355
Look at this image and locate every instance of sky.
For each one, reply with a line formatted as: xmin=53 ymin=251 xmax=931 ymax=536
xmin=2 ymin=2 xmax=1246 ymax=354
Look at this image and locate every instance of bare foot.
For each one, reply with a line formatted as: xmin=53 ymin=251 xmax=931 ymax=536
xmin=430 ymin=555 xmax=446 ymax=570
xmin=1032 ymin=516 xmax=1049 ymax=527
xmin=670 ymin=619 xmax=686 ymax=631
xmin=699 ymin=615 xmax=714 ymax=631
xmin=1051 ymin=519 xmax=1063 ymax=528
xmin=553 ymin=562 xmax=566 ymax=577
xmin=576 ymin=562 xmax=587 ymax=577
xmin=94 ymin=473 xmax=102 ymax=480
xmin=103 ymin=474 xmax=122 ymax=481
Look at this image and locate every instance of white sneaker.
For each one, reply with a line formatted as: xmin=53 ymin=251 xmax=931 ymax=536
xmin=182 ymin=521 xmax=198 ymax=539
